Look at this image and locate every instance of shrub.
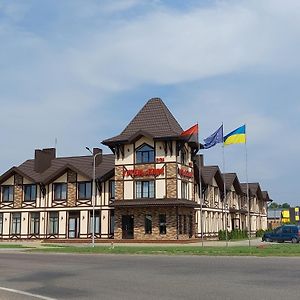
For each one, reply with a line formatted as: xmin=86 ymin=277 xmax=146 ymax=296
xmin=218 ymin=229 xmax=248 ymax=240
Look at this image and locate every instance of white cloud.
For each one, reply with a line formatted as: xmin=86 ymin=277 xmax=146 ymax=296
xmin=0 ymin=0 xmax=300 ymax=204
xmin=63 ymin=0 xmax=300 ymax=91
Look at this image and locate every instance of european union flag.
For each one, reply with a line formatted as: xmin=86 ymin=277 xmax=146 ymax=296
xmin=203 ymin=125 xmax=223 ymax=149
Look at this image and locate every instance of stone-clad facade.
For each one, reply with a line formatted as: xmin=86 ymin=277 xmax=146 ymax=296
xmin=0 ymin=98 xmax=271 ymax=241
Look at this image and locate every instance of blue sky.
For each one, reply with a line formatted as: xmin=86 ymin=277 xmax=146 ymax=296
xmin=1 ymin=0 xmax=300 ymax=205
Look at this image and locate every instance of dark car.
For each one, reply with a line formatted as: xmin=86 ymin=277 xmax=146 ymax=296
xmin=262 ymin=225 xmax=300 ymax=243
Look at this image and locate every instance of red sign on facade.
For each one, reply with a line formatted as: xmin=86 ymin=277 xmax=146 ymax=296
xmin=178 ymin=168 xmax=193 ymax=178
xmin=123 ymin=168 xmax=164 ymax=177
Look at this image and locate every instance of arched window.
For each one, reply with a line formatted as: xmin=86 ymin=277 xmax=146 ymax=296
xmin=136 ymin=144 xmax=154 ymax=164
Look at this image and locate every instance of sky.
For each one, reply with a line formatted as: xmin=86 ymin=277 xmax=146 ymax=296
xmin=0 ymin=0 xmax=300 ymax=205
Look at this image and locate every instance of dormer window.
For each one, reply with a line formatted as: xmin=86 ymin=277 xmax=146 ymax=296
xmin=136 ymin=144 xmax=154 ymax=164
xmin=53 ymin=183 xmax=67 ymax=200
xmin=1 ymin=186 xmax=13 ymax=202
xmin=78 ymin=182 xmax=92 ymax=200
xmin=24 ymin=185 xmax=37 ymax=202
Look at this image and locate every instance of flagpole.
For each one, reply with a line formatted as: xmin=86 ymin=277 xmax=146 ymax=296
xmin=197 ymin=122 xmax=204 ymax=247
xmin=199 ymin=154 xmax=204 ymax=247
xmin=245 ymin=131 xmax=251 ymax=247
xmin=222 ymin=123 xmax=228 ymax=247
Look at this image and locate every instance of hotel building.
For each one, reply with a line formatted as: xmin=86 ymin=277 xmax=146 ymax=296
xmin=0 ymin=98 xmax=270 ymax=241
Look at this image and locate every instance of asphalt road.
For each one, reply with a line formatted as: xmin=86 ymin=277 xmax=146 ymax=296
xmin=0 ymin=252 xmax=299 ymax=300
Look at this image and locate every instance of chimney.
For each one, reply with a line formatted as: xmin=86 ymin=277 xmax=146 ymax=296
xmin=34 ymin=148 xmax=56 ymax=173
xmin=93 ymin=148 xmax=103 ymax=166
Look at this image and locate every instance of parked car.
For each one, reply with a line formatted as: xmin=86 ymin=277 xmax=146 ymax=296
xmin=262 ymin=225 xmax=300 ymax=243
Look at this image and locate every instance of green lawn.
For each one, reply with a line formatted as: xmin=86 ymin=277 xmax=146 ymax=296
xmin=0 ymin=244 xmax=29 ymax=249
xmin=31 ymin=244 xmax=300 ymax=256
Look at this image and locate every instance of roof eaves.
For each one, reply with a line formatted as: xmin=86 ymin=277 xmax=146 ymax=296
xmin=43 ymin=163 xmax=92 ymax=184
xmin=0 ymin=166 xmax=37 ymax=184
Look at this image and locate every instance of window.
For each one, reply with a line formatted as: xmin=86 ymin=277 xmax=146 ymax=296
xmin=30 ymin=212 xmax=40 ymax=235
xmin=2 ymin=186 xmax=13 ymax=202
xmin=136 ymin=144 xmax=154 ymax=164
xmin=182 ymin=181 xmax=188 ymax=199
xmin=90 ymin=211 xmax=100 ymax=235
xmin=180 ymin=149 xmax=186 ymax=165
xmin=145 ymin=214 xmax=152 ymax=234
xmin=0 ymin=213 xmax=3 ymax=235
xmin=53 ymin=183 xmax=67 ymax=200
xmin=183 ymin=215 xmax=187 ymax=234
xmin=214 ymin=187 xmax=219 ymax=203
xmin=178 ymin=215 xmax=183 ymax=234
xmin=11 ymin=213 xmax=21 ymax=235
xmin=24 ymin=185 xmax=37 ymax=201
xmin=283 ymin=227 xmax=291 ymax=234
xmin=136 ymin=181 xmax=155 ymax=198
xmin=159 ymin=214 xmax=167 ymax=235
xmin=109 ymin=180 xmax=115 ymax=200
xmin=49 ymin=212 xmax=59 ymax=235
xmin=78 ymin=182 xmax=92 ymax=199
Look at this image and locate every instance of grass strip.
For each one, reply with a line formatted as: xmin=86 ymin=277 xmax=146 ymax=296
xmin=30 ymin=244 xmax=300 ymax=256
xmin=0 ymin=244 xmax=29 ymax=249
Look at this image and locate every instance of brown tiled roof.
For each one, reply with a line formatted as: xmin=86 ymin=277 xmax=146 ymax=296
xmin=248 ymin=183 xmax=263 ymax=199
xmin=240 ymin=183 xmax=250 ymax=195
xmin=223 ymin=173 xmax=243 ymax=194
xmin=0 ymin=154 xmax=115 ymax=184
xmin=112 ymin=199 xmax=200 ymax=208
xmin=262 ymin=191 xmax=273 ymax=202
xmin=102 ymin=98 xmax=183 ymax=145
xmin=241 ymin=183 xmax=263 ymax=199
xmin=202 ymin=166 xmax=224 ymax=191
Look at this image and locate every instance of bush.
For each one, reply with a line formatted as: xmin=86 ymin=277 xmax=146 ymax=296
xmin=256 ymin=229 xmax=265 ymax=237
xmin=218 ymin=229 xmax=248 ymax=240
xmin=256 ymin=229 xmax=272 ymax=237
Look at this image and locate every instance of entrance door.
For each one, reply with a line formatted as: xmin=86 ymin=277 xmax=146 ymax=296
xmin=69 ymin=212 xmax=80 ymax=238
xmin=122 ymin=215 xmax=134 ymax=239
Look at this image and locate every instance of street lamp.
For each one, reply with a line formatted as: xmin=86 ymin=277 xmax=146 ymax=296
xmin=86 ymin=147 xmax=102 ymax=247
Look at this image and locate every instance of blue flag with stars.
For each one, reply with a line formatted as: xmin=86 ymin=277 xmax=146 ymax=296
xmin=203 ymin=125 xmax=223 ymax=149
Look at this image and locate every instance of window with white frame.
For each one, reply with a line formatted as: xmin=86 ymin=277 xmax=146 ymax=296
xmin=182 ymin=181 xmax=188 ymax=199
xmin=89 ymin=211 xmax=100 ymax=235
xmin=0 ymin=213 xmax=3 ymax=235
xmin=49 ymin=212 xmax=59 ymax=235
xmin=11 ymin=213 xmax=21 ymax=235
xmin=30 ymin=212 xmax=40 ymax=235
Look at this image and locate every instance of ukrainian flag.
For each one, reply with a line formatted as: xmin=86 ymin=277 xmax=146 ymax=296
xmin=224 ymin=125 xmax=246 ymax=145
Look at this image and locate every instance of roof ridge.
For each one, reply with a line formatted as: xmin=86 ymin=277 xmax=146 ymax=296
xmin=119 ymin=98 xmax=157 ymax=135
xmin=159 ymin=99 xmax=183 ymax=134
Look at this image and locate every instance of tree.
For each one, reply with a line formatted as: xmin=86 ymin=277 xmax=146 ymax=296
xmin=269 ymin=202 xmax=279 ymax=209
xmin=268 ymin=202 xmax=291 ymax=209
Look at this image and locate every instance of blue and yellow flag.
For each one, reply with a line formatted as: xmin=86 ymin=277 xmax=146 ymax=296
xmin=224 ymin=125 xmax=246 ymax=145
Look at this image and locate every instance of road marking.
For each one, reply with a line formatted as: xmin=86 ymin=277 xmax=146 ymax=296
xmin=0 ymin=287 xmax=57 ymax=300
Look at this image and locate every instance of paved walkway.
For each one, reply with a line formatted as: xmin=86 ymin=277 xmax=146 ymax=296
xmin=0 ymin=238 xmax=263 ymax=249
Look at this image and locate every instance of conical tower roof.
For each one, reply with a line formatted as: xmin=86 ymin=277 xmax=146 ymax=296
xmin=103 ymin=98 xmax=183 ymax=145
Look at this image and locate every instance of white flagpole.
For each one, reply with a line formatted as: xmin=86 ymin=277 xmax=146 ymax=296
xmin=199 ymin=155 xmax=204 ymax=247
xmin=197 ymin=122 xmax=204 ymax=247
xmin=245 ymin=129 xmax=251 ymax=247
xmin=222 ymin=123 xmax=228 ymax=247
